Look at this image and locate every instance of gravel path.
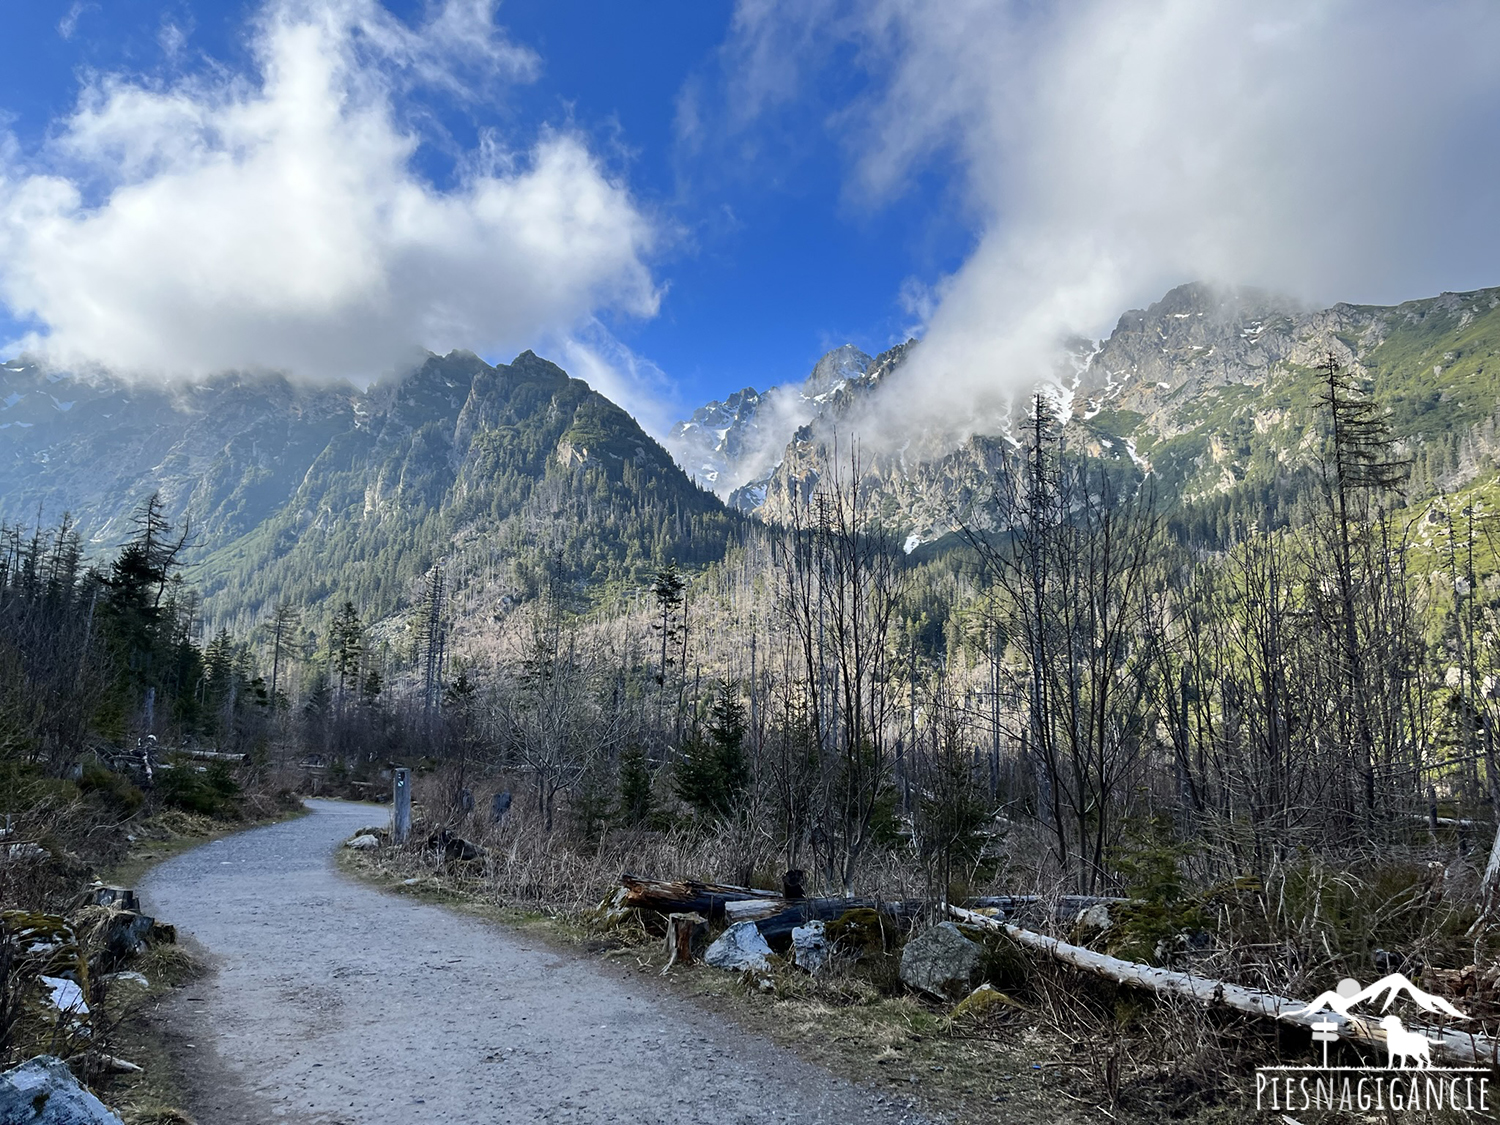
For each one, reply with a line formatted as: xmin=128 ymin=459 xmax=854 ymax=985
xmin=140 ymin=800 xmax=925 ymax=1125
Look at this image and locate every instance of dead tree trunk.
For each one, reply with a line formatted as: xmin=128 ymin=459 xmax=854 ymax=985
xmin=949 ymin=906 xmax=1497 ymax=1067
xmin=661 ymin=912 xmax=704 ymax=974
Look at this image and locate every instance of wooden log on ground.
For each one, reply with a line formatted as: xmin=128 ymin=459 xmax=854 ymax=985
xmin=620 ymin=873 xmax=781 ymax=921
xmin=755 ymin=899 xmax=925 ymax=943
xmin=181 ymin=749 xmax=248 ymax=763
xmin=724 ymin=898 xmax=784 ymax=924
xmin=948 ymin=905 xmax=1499 ymax=1067
xmin=965 ymin=895 xmax=1128 ymax=921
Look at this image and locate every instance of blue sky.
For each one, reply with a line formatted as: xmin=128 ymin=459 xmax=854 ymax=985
xmin=1 ymin=1 xmax=1498 ymax=437
xmin=0 ymin=0 xmax=969 ymax=421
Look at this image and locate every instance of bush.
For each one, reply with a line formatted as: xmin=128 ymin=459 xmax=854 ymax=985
xmin=78 ymin=760 xmax=144 ymax=816
xmin=156 ymin=761 xmax=240 ymax=818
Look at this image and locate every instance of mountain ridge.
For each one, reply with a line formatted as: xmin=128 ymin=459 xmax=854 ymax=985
xmin=667 ymin=282 xmax=1500 ymax=547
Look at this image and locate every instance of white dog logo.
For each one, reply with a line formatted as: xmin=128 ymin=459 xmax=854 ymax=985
xmin=1380 ymin=1015 xmax=1433 ymax=1068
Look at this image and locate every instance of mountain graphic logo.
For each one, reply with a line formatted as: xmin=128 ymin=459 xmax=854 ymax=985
xmin=1291 ymin=972 xmax=1469 ymax=1022
xmin=1256 ymin=973 xmax=1490 ymax=1114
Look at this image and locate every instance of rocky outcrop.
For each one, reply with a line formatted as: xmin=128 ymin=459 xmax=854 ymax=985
xmin=663 ymin=344 xmax=872 ymax=498
xmin=681 ymin=282 xmax=1500 ymax=543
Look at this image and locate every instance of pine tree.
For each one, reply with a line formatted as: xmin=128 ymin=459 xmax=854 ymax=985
xmin=618 ymin=744 xmax=654 ymax=826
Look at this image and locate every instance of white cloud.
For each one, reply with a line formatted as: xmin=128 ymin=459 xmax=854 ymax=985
xmin=58 ymin=2 xmax=98 ymax=41
xmin=0 ymin=0 xmax=658 ymax=383
xmin=725 ymin=0 xmax=1500 ymax=443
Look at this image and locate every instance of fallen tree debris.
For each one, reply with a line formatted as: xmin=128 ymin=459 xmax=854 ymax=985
xmin=947 ymin=904 xmax=1499 ymax=1068
xmin=662 ymin=912 xmax=705 ymax=973
xmin=620 ymin=873 xmax=781 ymax=921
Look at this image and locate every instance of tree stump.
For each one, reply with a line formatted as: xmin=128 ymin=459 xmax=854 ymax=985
xmin=662 ymin=911 xmax=705 ymax=973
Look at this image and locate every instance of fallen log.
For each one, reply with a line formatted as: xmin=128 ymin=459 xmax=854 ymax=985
xmin=965 ymin=895 xmax=1128 ymax=921
xmin=180 ymin=749 xmax=248 ymax=763
xmin=620 ymin=873 xmax=781 ymax=921
xmin=724 ymin=898 xmax=783 ymax=924
xmin=756 ymin=899 xmax=924 ymax=943
xmin=948 ymin=905 xmax=1499 ymax=1068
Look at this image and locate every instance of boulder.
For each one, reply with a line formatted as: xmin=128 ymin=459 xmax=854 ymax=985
xmin=345 ymin=834 xmax=380 ymax=851
xmin=899 ymin=921 xmax=980 ymax=1000
xmin=0 ymin=1055 xmax=124 ymax=1124
xmin=791 ymin=920 xmax=829 ymax=975
xmin=704 ymin=921 xmax=773 ymax=972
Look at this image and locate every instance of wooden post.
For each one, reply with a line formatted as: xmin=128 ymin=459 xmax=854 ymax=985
xmin=393 ymin=767 xmax=412 ymax=844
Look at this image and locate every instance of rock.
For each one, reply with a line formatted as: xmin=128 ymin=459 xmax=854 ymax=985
xmin=899 ymin=922 xmax=980 ymax=1000
xmin=1074 ymin=902 xmax=1113 ymax=936
xmin=704 ymin=921 xmax=773 ymax=972
xmin=791 ymin=920 xmax=829 ymax=974
xmin=826 ymin=907 xmax=898 ymax=959
xmin=951 ymin=982 xmax=1015 ymax=1021
xmin=5 ymin=843 xmax=51 ymax=864
xmin=0 ymin=1055 xmax=124 ymax=1124
xmin=427 ymin=829 xmax=486 ymax=862
xmin=345 ymin=834 xmax=380 ymax=851
xmin=101 ymin=912 xmax=155 ymax=967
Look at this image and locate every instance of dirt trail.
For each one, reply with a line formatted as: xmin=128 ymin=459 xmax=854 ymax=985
xmin=140 ymin=799 xmax=925 ymax=1124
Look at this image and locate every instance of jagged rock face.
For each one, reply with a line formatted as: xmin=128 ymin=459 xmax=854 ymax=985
xmin=0 ymin=358 xmax=357 ymax=545
xmin=728 ymin=341 xmax=915 ymax=519
xmin=676 ymin=281 xmax=1500 ymax=545
xmin=663 ymin=343 xmax=872 ymax=498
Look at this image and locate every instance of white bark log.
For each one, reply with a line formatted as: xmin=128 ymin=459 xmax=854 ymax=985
xmin=1482 ymin=823 xmax=1500 ymax=901
xmin=948 ymin=905 xmax=1497 ymax=1068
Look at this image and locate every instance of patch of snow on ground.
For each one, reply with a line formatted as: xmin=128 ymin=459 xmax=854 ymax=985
xmin=41 ymin=975 xmax=88 ymax=1014
xmin=903 ymin=533 xmax=923 ymax=555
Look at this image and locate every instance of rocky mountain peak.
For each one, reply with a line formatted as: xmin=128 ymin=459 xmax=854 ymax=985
xmin=806 ymin=344 xmax=872 ymax=397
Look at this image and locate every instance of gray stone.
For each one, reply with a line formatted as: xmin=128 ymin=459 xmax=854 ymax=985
xmin=0 ymin=1055 xmax=124 ymax=1124
xmin=791 ymin=920 xmax=829 ymax=975
xmin=345 ymin=834 xmax=380 ymax=851
xmin=1074 ymin=902 xmax=1113 ymax=934
xmin=703 ymin=921 xmax=773 ymax=972
xmin=899 ymin=921 xmax=981 ymax=1000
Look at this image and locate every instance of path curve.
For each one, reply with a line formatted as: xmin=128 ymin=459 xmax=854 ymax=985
xmin=140 ymin=800 xmax=922 ymax=1124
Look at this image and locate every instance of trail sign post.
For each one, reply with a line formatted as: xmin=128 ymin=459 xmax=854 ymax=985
xmin=1311 ymin=1019 xmax=1339 ymax=1068
xmin=393 ymin=767 xmax=411 ymax=844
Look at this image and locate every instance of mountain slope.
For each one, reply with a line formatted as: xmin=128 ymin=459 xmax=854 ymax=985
xmin=670 ymin=284 xmax=1500 ymax=546
xmin=0 ymin=351 xmax=737 ymax=628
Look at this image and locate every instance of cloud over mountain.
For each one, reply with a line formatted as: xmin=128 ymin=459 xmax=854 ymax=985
xmin=0 ymin=0 xmax=659 ymax=382
xmin=724 ymin=0 xmax=1500 ymax=443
